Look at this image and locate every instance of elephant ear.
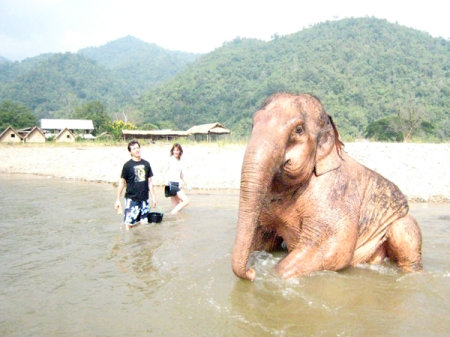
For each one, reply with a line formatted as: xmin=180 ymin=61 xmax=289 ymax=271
xmin=314 ymin=115 xmax=344 ymax=176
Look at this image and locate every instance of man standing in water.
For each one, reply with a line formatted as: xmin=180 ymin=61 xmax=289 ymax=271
xmin=115 ymin=140 xmax=157 ymax=229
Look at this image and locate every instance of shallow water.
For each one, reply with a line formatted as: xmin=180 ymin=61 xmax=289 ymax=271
xmin=0 ymin=174 xmax=449 ymax=337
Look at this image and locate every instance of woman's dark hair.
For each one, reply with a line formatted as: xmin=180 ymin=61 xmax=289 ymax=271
xmin=170 ymin=143 xmax=183 ymax=156
xmin=127 ymin=140 xmax=140 ymax=152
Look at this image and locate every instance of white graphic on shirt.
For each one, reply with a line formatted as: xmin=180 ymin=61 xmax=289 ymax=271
xmin=134 ymin=165 xmax=146 ymax=182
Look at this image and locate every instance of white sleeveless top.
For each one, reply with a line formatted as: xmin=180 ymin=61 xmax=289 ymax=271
xmin=167 ymin=156 xmax=184 ymax=183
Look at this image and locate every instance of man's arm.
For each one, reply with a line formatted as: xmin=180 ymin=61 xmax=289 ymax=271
xmin=148 ymin=177 xmax=157 ymax=207
xmin=115 ymin=178 xmax=126 ymax=212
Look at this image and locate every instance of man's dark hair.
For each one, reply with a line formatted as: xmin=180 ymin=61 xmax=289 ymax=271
xmin=127 ymin=140 xmax=140 ymax=152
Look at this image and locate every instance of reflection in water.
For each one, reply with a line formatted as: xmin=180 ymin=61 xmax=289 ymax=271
xmin=0 ymin=174 xmax=449 ymax=336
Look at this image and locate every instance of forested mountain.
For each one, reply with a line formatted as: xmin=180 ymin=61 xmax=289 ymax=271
xmin=0 ymin=56 xmax=9 ymax=64
xmin=0 ymin=53 xmax=131 ymax=119
xmin=78 ymin=36 xmax=200 ymax=96
xmin=1 ymin=18 xmax=448 ymax=141
xmin=0 ymin=37 xmax=199 ymax=120
xmin=136 ymin=18 xmax=449 ymax=140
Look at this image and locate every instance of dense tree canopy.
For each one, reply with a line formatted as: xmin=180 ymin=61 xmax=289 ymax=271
xmin=0 ymin=53 xmax=132 ymax=119
xmin=73 ymin=101 xmax=110 ymax=135
xmin=79 ymin=36 xmax=200 ymax=96
xmin=0 ymin=41 xmax=197 ymax=122
xmin=0 ymin=100 xmax=37 ymax=131
xmin=135 ymin=18 xmax=449 ymax=140
xmin=0 ymin=18 xmax=448 ymax=141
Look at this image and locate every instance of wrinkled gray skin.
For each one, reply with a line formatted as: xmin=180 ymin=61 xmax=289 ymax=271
xmin=232 ymin=93 xmax=422 ymax=280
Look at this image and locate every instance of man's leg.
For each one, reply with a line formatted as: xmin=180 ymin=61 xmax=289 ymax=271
xmin=139 ymin=200 xmax=150 ymax=224
xmin=123 ymin=199 xmax=140 ymax=229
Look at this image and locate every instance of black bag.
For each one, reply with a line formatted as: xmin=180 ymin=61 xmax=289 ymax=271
xmin=164 ymin=182 xmax=179 ymax=197
xmin=148 ymin=207 xmax=164 ymax=223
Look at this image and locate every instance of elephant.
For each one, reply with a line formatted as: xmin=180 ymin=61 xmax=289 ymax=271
xmin=232 ymin=93 xmax=422 ymax=280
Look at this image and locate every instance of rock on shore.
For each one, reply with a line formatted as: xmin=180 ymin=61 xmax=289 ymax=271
xmin=0 ymin=142 xmax=449 ymax=202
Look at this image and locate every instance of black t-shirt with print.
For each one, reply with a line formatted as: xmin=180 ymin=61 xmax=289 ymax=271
xmin=121 ymin=159 xmax=153 ymax=201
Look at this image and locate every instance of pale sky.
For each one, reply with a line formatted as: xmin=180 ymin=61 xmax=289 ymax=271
xmin=0 ymin=0 xmax=449 ymax=61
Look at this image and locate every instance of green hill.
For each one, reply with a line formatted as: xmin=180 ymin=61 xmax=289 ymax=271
xmin=78 ymin=36 xmax=200 ymax=96
xmin=136 ymin=18 xmax=449 ymax=140
xmin=1 ymin=18 xmax=448 ymax=141
xmin=0 ymin=53 xmax=131 ymax=119
xmin=0 ymin=37 xmax=199 ymax=119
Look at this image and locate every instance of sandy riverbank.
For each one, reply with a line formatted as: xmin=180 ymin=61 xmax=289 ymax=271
xmin=0 ymin=142 xmax=449 ymax=202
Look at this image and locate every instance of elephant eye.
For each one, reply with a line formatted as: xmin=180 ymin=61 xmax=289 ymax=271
xmin=295 ymin=125 xmax=304 ymax=134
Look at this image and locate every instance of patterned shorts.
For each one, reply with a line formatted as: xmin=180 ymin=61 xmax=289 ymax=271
xmin=123 ymin=199 xmax=150 ymax=224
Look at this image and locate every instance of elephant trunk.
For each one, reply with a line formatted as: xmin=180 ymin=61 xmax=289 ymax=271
xmin=232 ymin=132 xmax=285 ymax=280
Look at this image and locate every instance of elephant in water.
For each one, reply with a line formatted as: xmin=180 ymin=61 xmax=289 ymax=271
xmin=232 ymin=93 xmax=422 ymax=280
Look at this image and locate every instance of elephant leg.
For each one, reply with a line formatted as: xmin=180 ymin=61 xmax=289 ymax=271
xmin=275 ymin=237 xmax=356 ymax=278
xmin=386 ymin=214 xmax=423 ymax=271
xmin=251 ymin=225 xmax=283 ymax=252
xmin=367 ymin=244 xmax=387 ymax=264
xmin=275 ymin=242 xmax=356 ymax=278
xmin=275 ymin=225 xmax=355 ymax=278
xmin=275 ymin=248 xmax=323 ymax=278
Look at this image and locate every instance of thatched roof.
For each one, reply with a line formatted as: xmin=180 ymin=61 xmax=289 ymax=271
xmin=17 ymin=126 xmax=36 ymax=133
xmin=0 ymin=126 xmax=22 ymax=141
xmin=122 ymin=129 xmax=188 ymax=137
xmin=55 ymin=128 xmax=76 ymax=141
xmin=23 ymin=126 xmax=45 ymax=140
xmin=40 ymin=119 xmax=94 ymax=130
xmin=186 ymin=123 xmax=231 ymax=135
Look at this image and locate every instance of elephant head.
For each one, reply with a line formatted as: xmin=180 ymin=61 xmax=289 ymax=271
xmin=231 ymin=93 xmax=344 ymax=280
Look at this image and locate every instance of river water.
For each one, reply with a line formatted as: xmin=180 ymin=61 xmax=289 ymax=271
xmin=0 ymin=174 xmax=449 ymax=337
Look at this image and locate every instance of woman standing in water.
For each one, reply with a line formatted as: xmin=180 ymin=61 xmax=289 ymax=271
xmin=167 ymin=143 xmax=190 ymax=215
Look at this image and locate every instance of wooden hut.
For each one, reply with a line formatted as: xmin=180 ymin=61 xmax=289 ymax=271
xmin=23 ymin=126 xmax=46 ymax=143
xmin=187 ymin=122 xmax=231 ymax=142
xmin=0 ymin=126 xmax=23 ymax=143
xmin=55 ymin=128 xmax=76 ymax=142
xmin=18 ymin=126 xmax=37 ymax=138
xmin=40 ymin=119 xmax=94 ymax=139
xmin=121 ymin=129 xmax=189 ymax=141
